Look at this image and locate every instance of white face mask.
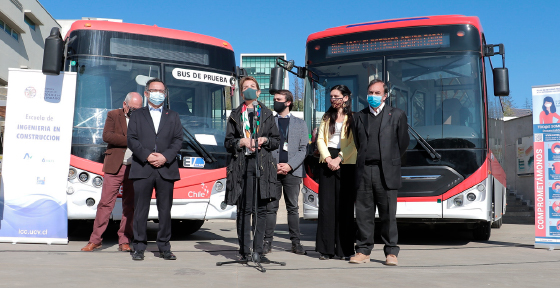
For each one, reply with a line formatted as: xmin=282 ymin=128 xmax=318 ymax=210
xmin=545 ymin=103 xmax=553 ymax=108
xmin=149 ymin=92 xmax=165 ymax=106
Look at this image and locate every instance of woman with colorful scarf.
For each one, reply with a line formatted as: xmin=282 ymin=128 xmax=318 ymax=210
xmin=224 ymin=76 xmax=280 ymax=262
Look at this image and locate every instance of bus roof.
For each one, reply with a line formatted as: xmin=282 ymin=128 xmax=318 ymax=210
xmin=307 ymin=15 xmax=482 ymax=43
xmin=66 ymin=20 xmax=233 ymax=51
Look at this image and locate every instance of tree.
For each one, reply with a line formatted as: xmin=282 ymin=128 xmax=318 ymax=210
xmin=501 ymin=97 xmax=516 ymax=117
xmin=523 ymin=97 xmax=533 ymax=111
xmin=290 ymin=75 xmax=304 ymax=111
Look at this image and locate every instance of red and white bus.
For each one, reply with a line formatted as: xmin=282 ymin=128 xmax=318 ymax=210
xmin=296 ymin=15 xmax=508 ymax=240
xmin=57 ymin=20 xmax=238 ymax=234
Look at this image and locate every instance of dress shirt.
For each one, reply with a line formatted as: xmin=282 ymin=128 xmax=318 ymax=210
xmin=149 ymin=106 xmax=162 ymax=134
xmin=124 ymin=117 xmax=133 ymax=165
xmin=369 ymin=102 xmax=385 ymax=116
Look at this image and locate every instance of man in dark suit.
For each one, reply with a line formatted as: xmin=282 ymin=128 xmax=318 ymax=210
xmin=127 ymin=78 xmax=183 ymax=261
xmin=264 ymin=90 xmax=309 ymax=255
xmin=349 ymin=79 xmax=409 ymax=266
xmin=81 ymin=92 xmax=143 ymax=252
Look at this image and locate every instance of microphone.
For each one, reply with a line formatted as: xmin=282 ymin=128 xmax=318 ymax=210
xmin=252 ymin=101 xmax=258 ymax=108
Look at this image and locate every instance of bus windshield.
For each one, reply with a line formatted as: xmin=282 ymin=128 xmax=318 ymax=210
xmin=306 ymin=53 xmax=484 ymax=150
xmin=69 ymin=56 xmax=232 ymax=169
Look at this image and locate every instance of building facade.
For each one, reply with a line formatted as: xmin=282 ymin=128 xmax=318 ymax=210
xmin=0 ymin=0 xmax=60 ymax=87
xmin=240 ymin=54 xmax=289 ymax=108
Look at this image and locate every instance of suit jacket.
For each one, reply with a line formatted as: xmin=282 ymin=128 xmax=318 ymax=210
xmin=353 ymin=105 xmax=409 ymax=190
xmin=127 ymin=106 xmax=183 ymax=181
xmin=102 ymin=108 xmax=128 ymax=174
xmin=272 ymin=114 xmax=309 ymax=178
xmin=317 ymin=115 xmax=357 ymax=164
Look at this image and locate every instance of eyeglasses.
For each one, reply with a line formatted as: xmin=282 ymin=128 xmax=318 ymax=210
xmin=147 ymin=89 xmax=166 ymax=94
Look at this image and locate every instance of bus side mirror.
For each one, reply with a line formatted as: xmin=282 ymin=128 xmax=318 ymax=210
xmin=493 ymin=68 xmax=509 ymax=96
xmin=42 ymin=27 xmax=64 ymax=75
xmin=269 ymin=67 xmax=284 ymax=94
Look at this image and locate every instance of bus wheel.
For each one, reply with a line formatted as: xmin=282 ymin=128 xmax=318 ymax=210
xmin=473 ymin=221 xmax=491 ymax=241
xmin=172 ymin=220 xmax=205 ymax=236
xmin=491 ymin=218 xmax=503 ymax=229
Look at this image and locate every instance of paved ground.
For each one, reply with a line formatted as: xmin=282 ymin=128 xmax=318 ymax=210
xmin=0 ymin=218 xmax=556 ymax=288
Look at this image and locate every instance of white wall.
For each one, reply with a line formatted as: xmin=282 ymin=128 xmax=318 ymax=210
xmin=504 ymin=115 xmax=534 ymax=202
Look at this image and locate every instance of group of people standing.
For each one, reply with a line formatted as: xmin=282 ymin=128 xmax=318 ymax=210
xmin=226 ymin=77 xmax=409 ymax=266
xmin=81 ymin=78 xmax=183 ymax=261
xmin=315 ymin=80 xmax=409 ymax=265
xmin=79 ymin=75 xmax=409 ymax=266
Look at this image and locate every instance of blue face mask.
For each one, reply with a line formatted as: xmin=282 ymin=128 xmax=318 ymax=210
xmin=243 ymin=88 xmax=258 ymax=100
xmin=149 ymin=92 xmax=165 ymax=106
xmin=367 ymin=95 xmax=383 ymax=108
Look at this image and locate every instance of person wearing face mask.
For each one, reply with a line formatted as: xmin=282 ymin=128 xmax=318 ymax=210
xmin=262 ymin=90 xmax=309 ymax=256
xmin=350 ymin=79 xmax=409 ymax=266
xmin=81 ymin=92 xmax=143 ymax=252
xmin=315 ymin=85 xmax=357 ymax=261
xmin=540 ymin=96 xmax=560 ymax=124
xmin=127 ymin=78 xmax=183 ymax=261
xmin=224 ymin=76 xmax=280 ymax=263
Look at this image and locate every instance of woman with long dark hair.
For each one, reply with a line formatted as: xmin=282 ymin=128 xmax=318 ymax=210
xmin=315 ymin=85 xmax=357 ymax=260
xmin=540 ymin=96 xmax=560 ymax=124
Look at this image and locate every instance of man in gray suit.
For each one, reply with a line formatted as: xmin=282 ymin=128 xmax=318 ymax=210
xmin=264 ymin=90 xmax=309 ymax=255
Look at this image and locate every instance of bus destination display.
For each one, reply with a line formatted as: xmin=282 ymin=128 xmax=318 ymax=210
xmin=327 ymin=33 xmax=450 ymax=56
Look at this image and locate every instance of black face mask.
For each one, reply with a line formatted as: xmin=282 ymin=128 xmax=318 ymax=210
xmin=273 ymin=101 xmax=287 ymax=113
xmin=126 ymin=107 xmax=137 ymax=118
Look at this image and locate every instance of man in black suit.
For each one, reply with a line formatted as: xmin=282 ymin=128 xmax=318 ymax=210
xmin=349 ymin=79 xmax=409 ymax=266
xmin=127 ymin=78 xmax=183 ymax=261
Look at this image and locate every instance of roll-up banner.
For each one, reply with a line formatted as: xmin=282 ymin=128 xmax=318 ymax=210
xmin=0 ymin=69 xmax=76 ymax=244
xmin=533 ymin=83 xmax=560 ymax=249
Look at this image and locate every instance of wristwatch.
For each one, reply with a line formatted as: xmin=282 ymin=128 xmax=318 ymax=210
xmin=338 ymin=154 xmax=344 ymax=161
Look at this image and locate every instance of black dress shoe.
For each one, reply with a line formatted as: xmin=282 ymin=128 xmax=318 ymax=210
xmin=262 ymin=241 xmax=272 ymax=255
xmin=291 ymin=243 xmax=305 ymax=255
xmin=159 ymin=250 xmax=177 ymax=260
xmin=132 ymin=250 xmax=144 ymax=261
xmin=319 ymin=253 xmax=333 ymax=260
xmin=238 ymin=253 xmax=251 ymax=262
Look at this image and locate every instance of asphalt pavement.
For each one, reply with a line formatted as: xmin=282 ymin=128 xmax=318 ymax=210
xmin=0 ymin=217 xmax=556 ymax=288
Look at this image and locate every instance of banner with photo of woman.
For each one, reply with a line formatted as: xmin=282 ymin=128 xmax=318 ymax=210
xmin=533 ymin=83 xmax=560 ymax=248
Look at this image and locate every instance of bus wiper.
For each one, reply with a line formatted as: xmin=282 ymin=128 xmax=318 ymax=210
xmin=182 ymin=126 xmax=217 ymax=163
xmin=407 ymin=124 xmax=441 ymax=161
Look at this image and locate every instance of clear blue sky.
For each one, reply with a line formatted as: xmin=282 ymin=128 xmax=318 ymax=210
xmin=41 ymin=0 xmax=560 ymax=108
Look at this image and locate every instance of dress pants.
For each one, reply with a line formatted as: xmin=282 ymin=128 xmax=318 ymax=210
xmin=355 ymin=164 xmax=399 ymax=257
xmin=89 ymin=165 xmax=134 ymax=245
xmin=316 ymin=148 xmax=356 ymax=258
xmin=237 ymin=157 xmax=267 ymax=255
xmin=132 ymin=171 xmax=174 ymax=252
xmin=265 ymin=173 xmax=303 ymax=244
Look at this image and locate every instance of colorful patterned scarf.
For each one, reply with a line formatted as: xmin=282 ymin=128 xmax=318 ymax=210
xmin=241 ymin=102 xmax=261 ymax=138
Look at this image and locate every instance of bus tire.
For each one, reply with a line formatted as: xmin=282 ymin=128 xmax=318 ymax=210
xmin=172 ymin=219 xmax=205 ymax=236
xmin=473 ymin=221 xmax=491 ymax=241
xmin=491 ymin=217 xmax=503 ymax=229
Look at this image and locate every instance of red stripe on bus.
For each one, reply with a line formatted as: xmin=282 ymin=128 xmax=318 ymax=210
xmin=307 ymin=15 xmax=482 ymax=43
xmin=70 ymin=155 xmax=226 ymax=191
xmin=66 ymin=20 xmax=233 ymax=51
xmin=441 ymin=159 xmax=488 ymax=201
xmin=302 ymin=159 xmax=490 ymax=203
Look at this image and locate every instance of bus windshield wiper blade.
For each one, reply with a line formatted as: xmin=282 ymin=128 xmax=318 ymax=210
xmin=182 ymin=126 xmax=217 ymax=163
xmin=407 ymin=124 xmax=441 ymax=161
